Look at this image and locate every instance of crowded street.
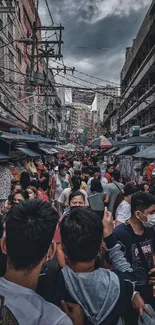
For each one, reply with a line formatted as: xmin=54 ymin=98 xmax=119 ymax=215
xmin=1 ymin=0 xmax=155 ymax=324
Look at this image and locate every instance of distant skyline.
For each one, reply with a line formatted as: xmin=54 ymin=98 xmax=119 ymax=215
xmin=39 ymin=0 xmax=151 ymax=87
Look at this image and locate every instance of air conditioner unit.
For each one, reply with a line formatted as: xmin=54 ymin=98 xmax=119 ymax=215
xmin=129 ymin=126 xmax=140 ymax=137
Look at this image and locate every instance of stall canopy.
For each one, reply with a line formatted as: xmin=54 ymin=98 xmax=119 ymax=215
xmin=133 ymin=145 xmax=155 ymax=159
xmin=114 ymin=146 xmax=135 ymax=156
xmin=39 ymin=144 xmax=58 ymax=154
xmin=91 ymin=136 xmax=112 ymax=149
xmin=0 ymin=153 xmax=10 ymax=161
xmin=105 ymin=147 xmax=119 ymax=155
xmin=16 ymin=147 xmax=40 ymax=158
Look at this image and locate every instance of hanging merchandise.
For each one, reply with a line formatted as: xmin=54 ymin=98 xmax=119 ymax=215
xmin=119 ymin=156 xmax=134 ymax=182
xmin=25 ymin=161 xmax=37 ymax=175
xmin=145 ymin=163 xmax=155 ymax=182
xmin=0 ymin=164 xmax=12 ymax=201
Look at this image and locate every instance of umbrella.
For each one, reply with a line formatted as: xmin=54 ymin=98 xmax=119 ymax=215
xmin=91 ymin=136 xmax=112 ymax=149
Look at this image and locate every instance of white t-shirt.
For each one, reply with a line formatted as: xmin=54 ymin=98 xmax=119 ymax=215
xmin=115 ymin=200 xmax=131 ymax=223
xmin=58 ymin=188 xmax=89 ymax=206
xmin=0 ymin=277 xmax=72 ymax=325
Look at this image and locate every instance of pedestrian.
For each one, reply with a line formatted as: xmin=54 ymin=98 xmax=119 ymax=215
xmin=27 ymin=186 xmax=38 ymax=200
xmin=50 ymin=164 xmax=71 ymax=203
xmin=58 ymin=176 xmax=88 ymax=208
xmin=11 ymin=189 xmax=29 ymax=206
xmin=103 ymin=170 xmax=124 ymax=213
xmin=113 ymin=183 xmax=138 ymax=227
xmin=54 ymin=207 xmax=150 ymax=325
xmin=0 ymin=200 xmax=84 ymax=325
xmin=104 ymin=164 xmax=115 ymax=183
xmin=113 ymin=191 xmax=155 ymax=324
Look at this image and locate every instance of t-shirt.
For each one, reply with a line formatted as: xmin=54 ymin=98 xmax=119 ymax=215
xmin=58 ymin=188 xmax=89 ymax=206
xmin=103 ymin=182 xmax=124 ymax=213
xmin=115 ymin=200 xmax=131 ymax=223
xmin=0 ymin=277 xmax=72 ymax=325
xmin=113 ymin=224 xmax=155 ymax=305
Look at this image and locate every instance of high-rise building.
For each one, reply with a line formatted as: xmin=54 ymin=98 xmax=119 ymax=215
xmin=96 ymin=86 xmax=118 ymax=122
xmin=120 ymin=0 xmax=155 ymax=135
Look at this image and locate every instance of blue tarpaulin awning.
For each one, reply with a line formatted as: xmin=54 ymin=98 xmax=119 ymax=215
xmin=114 ymin=146 xmax=135 ymax=156
xmin=133 ymin=145 xmax=155 ymax=159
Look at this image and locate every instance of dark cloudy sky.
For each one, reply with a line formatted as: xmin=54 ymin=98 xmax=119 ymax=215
xmin=39 ymin=0 xmax=152 ymax=86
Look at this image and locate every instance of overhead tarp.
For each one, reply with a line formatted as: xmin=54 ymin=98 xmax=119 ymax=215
xmin=127 ymin=136 xmax=153 ymax=146
xmin=114 ymin=146 xmax=135 ymax=156
xmin=72 ymin=89 xmax=95 ymax=105
xmin=133 ymin=145 xmax=155 ymax=159
xmin=1 ymin=132 xmax=57 ymax=144
xmin=0 ymin=153 xmax=10 ymax=161
xmin=105 ymin=147 xmax=119 ymax=154
xmin=16 ymin=147 xmax=40 ymax=157
xmin=39 ymin=144 xmax=58 ymax=154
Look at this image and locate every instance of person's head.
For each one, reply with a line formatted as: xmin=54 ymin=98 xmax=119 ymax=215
xmin=71 ymin=176 xmax=81 ymax=192
xmin=69 ymin=191 xmax=85 ymax=208
xmin=74 ymin=169 xmax=82 ymax=177
xmin=69 ymin=160 xmax=74 ymax=168
xmin=91 ymin=179 xmax=103 ymax=193
xmin=27 ymin=186 xmax=38 ymax=200
xmin=58 ymin=163 xmax=66 ymax=177
xmin=12 ymin=190 xmax=29 ymax=205
xmin=12 ymin=182 xmax=22 ymax=194
xmin=82 ymin=167 xmax=89 ymax=175
xmin=20 ymin=172 xmax=30 ymax=190
xmin=82 ymin=161 xmax=88 ymax=167
xmin=60 ymin=207 xmax=103 ymax=263
xmin=131 ymin=191 xmax=155 ymax=227
xmin=1 ymin=200 xmax=58 ymax=272
xmin=107 ymin=164 xmax=114 ymax=174
xmin=112 ymin=170 xmax=121 ymax=182
xmin=30 ymin=179 xmax=40 ymax=190
xmin=137 ymin=183 xmax=149 ymax=192
xmin=124 ymin=183 xmax=138 ymax=204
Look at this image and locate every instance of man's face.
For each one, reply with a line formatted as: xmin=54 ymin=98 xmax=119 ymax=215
xmin=136 ymin=205 xmax=155 ymax=223
xmin=70 ymin=195 xmax=85 ymax=207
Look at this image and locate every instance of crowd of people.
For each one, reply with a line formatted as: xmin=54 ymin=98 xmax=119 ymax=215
xmin=1 ymin=153 xmax=155 ymax=324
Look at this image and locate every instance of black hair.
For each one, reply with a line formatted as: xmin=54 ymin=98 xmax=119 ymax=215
xmin=30 ymin=179 xmax=40 ymax=190
xmin=131 ymin=191 xmax=155 ymax=216
xmin=11 ymin=189 xmax=29 ymax=205
xmin=83 ymin=161 xmax=89 ymax=167
xmin=91 ymin=179 xmax=103 ymax=193
xmin=58 ymin=163 xmax=65 ymax=172
xmin=136 ymin=183 xmax=149 ymax=192
xmin=69 ymin=191 xmax=85 ymax=205
xmin=82 ymin=167 xmax=89 ymax=174
xmin=107 ymin=164 xmax=114 ymax=170
xmin=91 ymin=166 xmax=101 ymax=176
xmin=20 ymin=172 xmax=30 ymax=190
xmin=60 ymin=207 xmax=103 ymax=262
xmin=113 ymin=170 xmax=121 ymax=182
xmin=5 ymin=200 xmax=59 ymax=270
xmin=71 ymin=176 xmax=81 ymax=192
xmin=74 ymin=169 xmax=82 ymax=176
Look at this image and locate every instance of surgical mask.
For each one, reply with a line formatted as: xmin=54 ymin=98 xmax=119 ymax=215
xmin=143 ymin=214 xmax=155 ymax=228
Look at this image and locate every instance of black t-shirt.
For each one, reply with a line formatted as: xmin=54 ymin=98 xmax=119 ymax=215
xmin=40 ymin=172 xmax=49 ymax=191
xmin=113 ymin=223 xmax=155 ymax=306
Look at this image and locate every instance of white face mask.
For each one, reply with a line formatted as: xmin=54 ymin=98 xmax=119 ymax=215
xmin=143 ymin=214 xmax=155 ymax=228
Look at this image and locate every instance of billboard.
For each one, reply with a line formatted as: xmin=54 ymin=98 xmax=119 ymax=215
xmin=72 ymin=89 xmax=95 ymax=106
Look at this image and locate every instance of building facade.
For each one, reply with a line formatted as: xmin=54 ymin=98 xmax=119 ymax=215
xmin=96 ymin=86 xmax=118 ymax=122
xmin=120 ymin=0 xmax=155 ymax=135
xmin=102 ymin=98 xmax=121 ymax=137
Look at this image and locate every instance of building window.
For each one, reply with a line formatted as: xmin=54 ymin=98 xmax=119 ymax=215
xmin=17 ymin=47 xmax=22 ymax=64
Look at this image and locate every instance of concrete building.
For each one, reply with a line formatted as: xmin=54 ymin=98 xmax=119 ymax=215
xmin=96 ymin=86 xmax=118 ymax=122
xmin=102 ymin=98 xmax=121 ymax=137
xmin=120 ymin=0 xmax=155 ymax=135
xmin=90 ymin=110 xmax=98 ymax=139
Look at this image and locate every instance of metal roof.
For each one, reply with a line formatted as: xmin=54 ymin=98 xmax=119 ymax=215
xmin=0 ymin=153 xmax=10 ymax=161
xmin=114 ymin=145 xmax=135 ymax=156
xmin=16 ymin=147 xmax=40 ymax=158
xmin=133 ymin=145 xmax=155 ymax=159
xmin=39 ymin=144 xmax=58 ymax=154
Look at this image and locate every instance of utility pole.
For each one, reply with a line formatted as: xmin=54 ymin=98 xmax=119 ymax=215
xmin=28 ymin=0 xmax=38 ymax=134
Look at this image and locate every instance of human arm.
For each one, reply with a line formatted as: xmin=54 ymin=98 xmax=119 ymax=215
xmin=115 ymin=202 xmax=131 ymax=224
xmin=61 ymin=301 xmax=84 ymax=325
xmin=50 ymin=176 xmax=56 ymax=201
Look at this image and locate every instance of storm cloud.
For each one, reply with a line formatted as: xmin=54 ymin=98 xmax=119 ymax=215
xmin=39 ymin=0 xmax=151 ymax=85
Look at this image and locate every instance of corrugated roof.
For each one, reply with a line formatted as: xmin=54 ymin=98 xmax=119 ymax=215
xmin=16 ymin=147 xmax=40 ymax=158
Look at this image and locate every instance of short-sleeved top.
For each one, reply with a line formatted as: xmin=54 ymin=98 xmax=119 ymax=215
xmin=103 ymin=182 xmax=124 ymax=213
xmin=115 ymin=200 xmax=131 ymax=223
xmin=113 ymin=223 xmax=155 ymax=304
xmin=58 ymin=188 xmax=89 ymax=206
